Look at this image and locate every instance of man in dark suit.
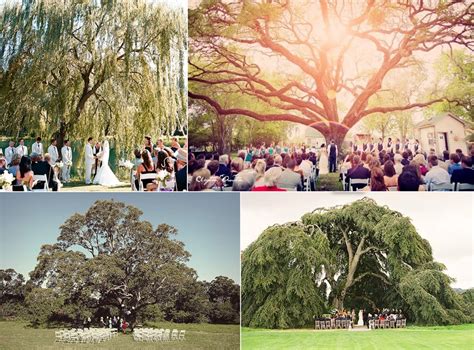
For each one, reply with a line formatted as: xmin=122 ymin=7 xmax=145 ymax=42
xmin=345 ymin=155 xmax=370 ymax=190
xmin=30 ymin=153 xmax=58 ymax=191
xmin=451 ymin=156 xmax=474 ymax=185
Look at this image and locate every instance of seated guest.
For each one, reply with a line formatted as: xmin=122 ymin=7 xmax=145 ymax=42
xmin=424 ymin=155 xmax=450 ymax=188
xmin=15 ymin=156 xmax=34 ymax=191
xmin=398 ymin=165 xmax=422 ymax=191
xmin=216 ymin=154 xmax=232 ymax=180
xmin=8 ymin=154 xmax=22 ymax=185
xmin=448 ymin=153 xmax=462 ymax=175
xmin=401 ymin=151 xmax=410 ymax=166
xmin=438 ymin=150 xmax=450 ymax=171
xmin=189 ymin=168 xmax=213 ymax=191
xmin=207 ymin=160 xmax=224 ymax=189
xmin=346 ymin=155 xmax=371 ymax=190
xmin=252 ymin=167 xmax=286 ymax=191
xmin=31 ymin=153 xmax=58 ymax=191
xmin=364 ymin=167 xmax=387 ymax=191
xmin=232 ymin=169 xmax=256 ymax=191
xmin=393 ymin=154 xmax=404 ymax=174
xmin=383 ymin=160 xmax=398 ymax=188
xmin=455 ymin=148 xmax=464 ymax=161
xmin=274 ymin=154 xmax=283 ymax=168
xmin=0 ymin=157 xmax=6 ymax=173
xmin=230 ymin=158 xmax=244 ymax=180
xmin=175 ymin=149 xmax=188 ymax=192
xmin=170 ymin=137 xmax=180 ymax=152
xmin=277 ymin=159 xmax=303 ymax=190
xmin=412 ymin=154 xmax=428 ymax=176
xmin=253 ymin=159 xmax=266 ymax=187
xmin=265 ymin=155 xmax=275 ymax=170
xmin=451 ymin=156 xmax=474 ymax=185
xmin=156 ymin=150 xmax=174 ymax=173
xmin=135 ymin=151 xmax=156 ymax=190
xmin=133 ymin=149 xmax=143 ymax=167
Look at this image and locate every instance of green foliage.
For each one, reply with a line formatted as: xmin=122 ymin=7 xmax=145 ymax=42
xmin=0 ymin=269 xmax=26 ymax=320
xmin=243 ymin=198 xmax=468 ymax=329
xmin=27 ymin=200 xmax=196 ymax=327
xmin=0 ymin=0 xmax=187 ymax=149
xmin=427 ymin=50 xmax=473 ymax=122
xmin=242 ymin=224 xmax=330 ymax=328
xmin=24 ymin=288 xmax=65 ymax=327
xmin=399 ymin=264 xmax=470 ymax=325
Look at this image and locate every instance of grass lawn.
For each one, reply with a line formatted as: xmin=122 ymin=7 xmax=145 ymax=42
xmin=60 ymin=180 xmax=131 ymax=192
xmin=316 ymin=173 xmax=343 ymax=191
xmin=242 ymin=324 xmax=474 ymax=350
xmin=0 ymin=321 xmax=239 ymax=350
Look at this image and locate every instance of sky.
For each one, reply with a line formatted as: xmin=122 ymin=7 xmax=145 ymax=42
xmin=0 ymin=193 xmax=240 ymax=283
xmin=241 ymin=192 xmax=473 ymax=289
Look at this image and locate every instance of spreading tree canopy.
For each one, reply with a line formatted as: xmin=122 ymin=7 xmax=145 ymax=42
xmin=189 ymin=0 xmax=472 ymax=147
xmin=242 ymin=198 xmax=470 ymax=329
xmin=0 ymin=0 xmax=187 ymax=149
xmin=28 ymin=200 xmax=195 ymax=328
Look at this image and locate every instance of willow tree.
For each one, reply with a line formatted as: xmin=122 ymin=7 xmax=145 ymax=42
xmin=189 ymin=0 xmax=472 ymax=148
xmin=0 ymin=0 xmax=187 ymax=149
xmin=242 ymin=198 xmax=469 ymax=328
xmin=28 ymin=200 xmax=196 ymax=328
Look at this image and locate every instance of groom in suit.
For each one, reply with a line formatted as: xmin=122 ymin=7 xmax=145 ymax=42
xmin=84 ymin=137 xmax=96 ymax=184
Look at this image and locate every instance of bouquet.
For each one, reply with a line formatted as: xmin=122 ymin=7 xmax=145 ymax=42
xmin=65 ymin=160 xmax=73 ymax=166
xmin=156 ymin=170 xmax=171 ymax=188
xmin=54 ymin=161 xmax=64 ymax=169
xmin=0 ymin=171 xmax=14 ymax=190
xmin=118 ymin=159 xmax=134 ymax=170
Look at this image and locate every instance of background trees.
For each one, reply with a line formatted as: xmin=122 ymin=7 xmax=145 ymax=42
xmin=2 ymin=200 xmax=239 ymax=327
xmin=242 ymin=198 xmax=470 ymax=329
xmin=189 ymin=1 xmax=472 ymax=147
xmin=0 ymin=0 xmax=187 ymax=150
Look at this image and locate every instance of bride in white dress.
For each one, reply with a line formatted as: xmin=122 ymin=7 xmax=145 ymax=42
xmin=318 ymin=144 xmax=329 ymax=175
xmin=93 ymin=140 xmax=121 ymax=187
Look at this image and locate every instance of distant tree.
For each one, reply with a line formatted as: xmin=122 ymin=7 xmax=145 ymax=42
xmin=208 ymin=276 xmax=240 ymax=324
xmin=0 ymin=269 xmax=26 ymax=319
xmin=242 ymin=198 xmax=469 ymax=329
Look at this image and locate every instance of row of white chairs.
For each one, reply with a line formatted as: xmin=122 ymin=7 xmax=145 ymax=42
xmin=133 ymin=328 xmax=185 ymax=342
xmin=55 ymin=328 xmax=117 ymax=343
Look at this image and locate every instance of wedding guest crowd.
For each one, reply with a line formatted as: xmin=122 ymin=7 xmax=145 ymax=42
xmin=188 ymin=142 xmax=321 ymax=191
xmin=341 ymin=139 xmax=474 ymax=191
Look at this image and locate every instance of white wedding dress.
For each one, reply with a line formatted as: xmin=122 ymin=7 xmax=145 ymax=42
xmin=93 ymin=140 xmax=121 ymax=187
xmin=319 ymin=148 xmax=329 ymax=175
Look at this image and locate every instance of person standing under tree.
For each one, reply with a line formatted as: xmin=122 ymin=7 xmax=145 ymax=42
xmin=328 ymin=140 xmax=338 ymax=173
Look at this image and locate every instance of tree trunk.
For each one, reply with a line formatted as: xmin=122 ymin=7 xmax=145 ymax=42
xmin=312 ymin=122 xmax=349 ymax=155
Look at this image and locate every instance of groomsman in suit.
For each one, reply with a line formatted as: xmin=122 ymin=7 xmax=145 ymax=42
xmin=16 ymin=139 xmax=28 ymax=157
xmin=61 ymin=139 xmax=73 ymax=183
xmin=5 ymin=141 xmax=16 ymax=166
xmin=32 ymin=137 xmax=44 ymax=155
xmin=48 ymin=138 xmax=59 ymax=164
xmin=84 ymin=137 xmax=96 ymax=184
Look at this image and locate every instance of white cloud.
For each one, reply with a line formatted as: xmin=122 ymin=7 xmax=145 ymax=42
xmin=241 ymin=193 xmax=473 ymax=289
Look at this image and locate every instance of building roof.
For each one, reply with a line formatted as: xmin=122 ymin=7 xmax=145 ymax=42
xmin=415 ymin=113 xmax=466 ymax=129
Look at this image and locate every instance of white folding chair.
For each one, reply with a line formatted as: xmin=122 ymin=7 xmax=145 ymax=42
xmin=178 ymin=330 xmax=185 ymax=341
xmin=428 ymin=182 xmax=453 ymax=191
xmin=349 ymin=178 xmax=369 ymax=191
xmin=138 ymin=173 xmax=157 ymax=191
xmin=32 ymin=174 xmax=49 ymax=191
xmin=454 ymin=182 xmax=474 ymax=191
xmin=387 ymin=186 xmax=398 ymax=191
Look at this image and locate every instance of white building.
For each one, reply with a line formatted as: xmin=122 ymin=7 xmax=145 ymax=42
xmin=415 ymin=113 xmax=468 ymax=155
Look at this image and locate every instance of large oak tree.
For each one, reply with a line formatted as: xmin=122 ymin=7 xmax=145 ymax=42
xmin=189 ymin=0 xmax=472 ymax=147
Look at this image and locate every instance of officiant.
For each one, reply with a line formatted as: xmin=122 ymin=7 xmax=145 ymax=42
xmin=93 ymin=141 xmax=102 ymax=177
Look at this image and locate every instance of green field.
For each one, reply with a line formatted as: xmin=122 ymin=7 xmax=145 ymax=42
xmin=242 ymin=324 xmax=474 ymax=350
xmin=0 ymin=321 xmax=239 ymax=350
